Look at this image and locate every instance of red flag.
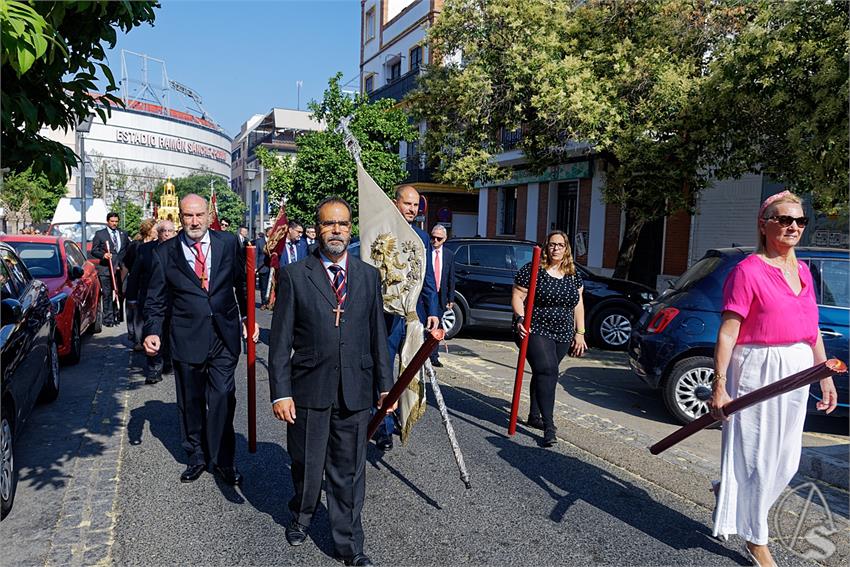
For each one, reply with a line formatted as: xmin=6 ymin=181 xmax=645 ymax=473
xmin=209 ymin=185 xmax=222 ymax=231
xmin=265 ymin=198 xmax=289 ymax=270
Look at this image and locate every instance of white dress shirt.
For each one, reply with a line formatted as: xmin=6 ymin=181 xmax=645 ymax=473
xmin=180 ymin=230 xmax=212 ymax=283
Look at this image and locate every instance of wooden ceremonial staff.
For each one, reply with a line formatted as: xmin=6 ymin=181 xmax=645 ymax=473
xmin=367 ymin=328 xmax=446 ymax=440
xmin=508 ymin=246 xmax=542 ymax=436
xmin=105 ymin=240 xmax=121 ymax=316
xmin=246 ymin=244 xmax=257 ymax=453
xmin=650 ymin=359 xmax=847 ymax=455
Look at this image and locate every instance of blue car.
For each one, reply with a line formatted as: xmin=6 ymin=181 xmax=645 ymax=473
xmin=628 ymin=247 xmax=849 ymax=424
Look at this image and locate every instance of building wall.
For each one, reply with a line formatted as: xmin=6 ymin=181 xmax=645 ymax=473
xmin=361 ymin=0 xmax=429 ymax=92
xmin=663 ymin=210 xmax=691 ymax=275
xmin=602 ymin=203 xmax=622 ymax=269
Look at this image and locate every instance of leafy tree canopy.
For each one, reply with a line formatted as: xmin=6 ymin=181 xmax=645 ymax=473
xmin=1 ymin=0 xmax=158 ymax=185
xmin=152 ymin=173 xmax=245 ymax=234
xmin=0 ymin=167 xmax=67 ymax=224
xmin=110 ymin=197 xmax=143 ymax=237
xmin=256 ymin=73 xmax=416 ymax=230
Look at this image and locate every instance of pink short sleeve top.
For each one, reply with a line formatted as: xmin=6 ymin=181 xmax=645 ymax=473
xmin=722 ymin=254 xmax=819 ymax=346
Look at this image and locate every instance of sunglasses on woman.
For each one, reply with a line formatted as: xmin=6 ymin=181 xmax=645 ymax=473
xmin=765 ymin=215 xmax=809 ymax=228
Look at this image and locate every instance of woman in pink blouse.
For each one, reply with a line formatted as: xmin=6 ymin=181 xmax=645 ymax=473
xmin=709 ymin=191 xmax=838 ymax=567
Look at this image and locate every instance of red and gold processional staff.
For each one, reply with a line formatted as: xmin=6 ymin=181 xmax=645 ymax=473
xmin=508 ymin=246 xmax=542 ymax=436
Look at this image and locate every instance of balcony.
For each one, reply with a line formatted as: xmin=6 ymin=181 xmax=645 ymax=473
xmin=501 ymin=127 xmax=523 ymax=151
xmin=247 ymin=130 xmax=299 ymax=161
xmin=368 ymin=69 xmax=419 ymax=103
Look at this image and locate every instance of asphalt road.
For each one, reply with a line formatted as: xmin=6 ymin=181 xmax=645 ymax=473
xmin=2 ymin=310 xmax=846 ymax=566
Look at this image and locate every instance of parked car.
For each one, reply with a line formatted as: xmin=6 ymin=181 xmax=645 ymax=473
xmin=0 ymin=235 xmax=102 ymax=364
xmin=628 ymin=247 xmax=849 ymax=424
xmin=0 ymin=242 xmax=60 ymax=520
xmin=350 ymin=237 xmax=657 ymax=348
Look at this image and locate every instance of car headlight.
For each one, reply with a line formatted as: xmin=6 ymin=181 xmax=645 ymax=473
xmin=51 ymin=292 xmax=69 ymax=315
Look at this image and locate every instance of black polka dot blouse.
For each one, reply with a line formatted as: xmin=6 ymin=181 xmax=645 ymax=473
xmin=515 ymin=262 xmax=583 ymax=343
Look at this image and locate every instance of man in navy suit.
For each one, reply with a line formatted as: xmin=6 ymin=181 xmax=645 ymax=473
xmin=254 ymin=227 xmax=271 ymax=309
xmin=428 ymin=224 xmax=455 ymax=367
xmin=143 ymin=194 xmax=260 ymax=485
xmin=281 ymin=220 xmax=308 ymax=265
xmin=375 ymin=184 xmax=440 ymax=450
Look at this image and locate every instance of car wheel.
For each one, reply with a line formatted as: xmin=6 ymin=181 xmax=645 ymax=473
xmin=1 ymin=406 xmax=16 ymax=520
xmin=592 ymin=306 xmax=634 ymax=350
xmin=64 ymin=316 xmax=81 ymax=365
xmin=442 ymin=303 xmax=464 ymax=340
xmin=90 ymin=299 xmax=103 ymax=335
xmin=663 ymin=356 xmax=715 ymax=425
xmin=39 ymin=338 xmax=60 ymax=403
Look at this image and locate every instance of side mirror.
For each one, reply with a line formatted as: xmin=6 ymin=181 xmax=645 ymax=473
xmin=1 ymin=298 xmax=23 ymax=326
xmin=70 ymin=265 xmax=85 ymax=280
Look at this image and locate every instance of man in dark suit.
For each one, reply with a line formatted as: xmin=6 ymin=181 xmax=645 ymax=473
xmin=238 ymin=225 xmax=250 ymax=247
xmin=280 ymin=219 xmax=308 ymax=265
xmin=270 ymin=197 xmax=394 ymax=567
xmin=375 ymin=184 xmax=440 ymax=450
xmin=143 ymin=194 xmax=259 ymax=485
xmin=428 ymin=224 xmax=455 ymax=367
xmin=90 ymin=212 xmax=130 ymax=327
xmin=254 ymin=227 xmax=271 ymax=309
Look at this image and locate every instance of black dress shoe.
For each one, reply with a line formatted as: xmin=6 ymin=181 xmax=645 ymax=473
xmin=338 ymin=553 xmax=374 ymax=566
xmin=431 ymin=359 xmax=443 ymax=367
xmin=180 ymin=463 xmax=206 ymax=483
xmin=285 ymin=520 xmax=308 ymax=546
xmin=145 ymin=372 xmax=162 ymax=385
xmin=526 ymin=415 xmax=545 ymax=430
xmin=375 ymin=436 xmax=393 ymax=451
xmin=542 ymin=429 xmax=558 ymax=448
xmin=214 ymin=465 xmax=243 ymax=486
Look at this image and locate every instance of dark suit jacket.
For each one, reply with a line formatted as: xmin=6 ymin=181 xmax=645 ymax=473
xmin=434 ymin=246 xmax=456 ymax=308
xmin=125 ymin=240 xmax=159 ymax=307
xmin=269 ymin=250 xmax=393 ymax=411
xmin=412 ymin=225 xmax=440 ymax=320
xmin=254 ymin=235 xmax=269 ymax=272
xmin=280 ymin=238 xmax=308 ymax=265
xmin=143 ymin=230 xmax=248 ymax=364
xmin=90 ymin=227 xmax=131 ymax=275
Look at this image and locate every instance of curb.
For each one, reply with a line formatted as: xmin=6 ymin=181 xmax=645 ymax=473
xmin=800 ymin=448 xmax=849 ymax=490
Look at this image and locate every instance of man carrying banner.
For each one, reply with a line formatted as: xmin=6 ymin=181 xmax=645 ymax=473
xmin=269 ymin=196 xmax=393 ymax=567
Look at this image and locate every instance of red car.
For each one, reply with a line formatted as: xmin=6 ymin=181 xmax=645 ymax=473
xmin=0 ymin=235 xmax=101 ymax=363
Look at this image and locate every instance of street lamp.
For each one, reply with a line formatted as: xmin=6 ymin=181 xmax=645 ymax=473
xmin=76 ymin=115 xmax=95 ymax=251
xmin=244 ymin=164 xmax=265 ymax=236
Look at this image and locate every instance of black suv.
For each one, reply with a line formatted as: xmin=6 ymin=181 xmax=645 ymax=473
xmin=441 ymin=238 xmax=657 ymax=348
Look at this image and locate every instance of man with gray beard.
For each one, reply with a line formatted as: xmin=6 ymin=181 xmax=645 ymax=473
xmin=269 ymin=197 xmax=394 ymax=566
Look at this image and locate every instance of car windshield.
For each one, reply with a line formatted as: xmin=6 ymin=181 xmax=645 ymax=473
xmin=8 ymin=242 xmax=62 ymax=278
xmin=671 ymin=256 xmax=724 ymax=292
xmin=49 ymin=223 xmax=105 ymax=242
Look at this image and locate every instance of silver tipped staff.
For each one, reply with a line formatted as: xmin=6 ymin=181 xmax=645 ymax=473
xmin=424 ymin=360 xmax=472 ymax=489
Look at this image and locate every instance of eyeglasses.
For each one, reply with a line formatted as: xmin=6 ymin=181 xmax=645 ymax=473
xmin=547 ymin=243 xmax=566 ymax=249
xmin=430 ymin=235 xmax=445 ymax=242
xmin=765 ymin=215 xmax=809 ymax=228
xmin=319 ymin=220 xmax=352 ymax=230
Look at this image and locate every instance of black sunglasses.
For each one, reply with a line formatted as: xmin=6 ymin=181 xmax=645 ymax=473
xmin=765 ymin=215 xmax=809 ymax=228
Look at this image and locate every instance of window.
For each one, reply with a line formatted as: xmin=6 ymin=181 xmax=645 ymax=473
xmin=498 ymin=187 xmax=517 ymax=235
xmin=389 ymin=61 xmax=401 ymax=82
xmin=469 ymin=244 xmax=511 ymax=270
xmin=452 ymin=245 xmax=469 ymax=265
xmin=364 ymin=75 xmax=374 ymax=93
xmin=2 ymin=250 xmax=31 ymax=293
xmin=817 ymin=259 xmax=849 ymax=307
xmin=66 ymin=241 xmax=87 ymax=268
xmin=513 ymin=245 xmax=534 ymax=270
xmin=365 ymin=7 xmax=376 ymax=41
xmin=410 ymin=45 xmax=423 ymax=71
xmin=9 ymin=243 xmax=62 ymax=278
xmin=0 ymin=259 xmax=15 ymax=300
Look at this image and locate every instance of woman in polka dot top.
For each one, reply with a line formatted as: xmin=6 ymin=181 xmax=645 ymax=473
xmin=512 ymin=230 xmax=587 ymax=447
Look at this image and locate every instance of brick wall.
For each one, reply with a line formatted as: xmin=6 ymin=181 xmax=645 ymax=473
xmin=536 ymin=182 xmax=549 ymax=243
xmin=663 ymin=210 xmax=691 ymax=276
xmin=602 ymin=202 xmax=621 ymax=269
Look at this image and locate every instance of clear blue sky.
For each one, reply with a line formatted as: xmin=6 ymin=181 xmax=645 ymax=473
xmin=102 ymin=0 xmax=361 ymax=137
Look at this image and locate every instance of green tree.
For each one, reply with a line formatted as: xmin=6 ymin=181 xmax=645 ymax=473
xmin=152 ymin=173 xmax=245 ymax=233
xmin=0 ymin=168 xmax=67 ymax=226
xmin=412 ymin=0 xmax=847 ymax=277
xmin=256 ymin=73 xmax=416 ymax=229
xmin=1 ymin=0 xmax=158 ymax=185
xmin=110 ymin=197 xmax=143 ymax=237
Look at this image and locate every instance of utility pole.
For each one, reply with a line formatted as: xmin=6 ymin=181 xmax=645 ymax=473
xmin=259 ymin=165 xmax=265 ymax=233
xmin=296 ymin=80 xmax=303 ymax=110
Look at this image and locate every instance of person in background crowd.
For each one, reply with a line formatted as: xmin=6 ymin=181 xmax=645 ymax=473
xmin=128 ymin=219 xmax=176 ymax=383
xmin=91 ymin=212 xmax=131 ymax=327
xmin=238 ymin=225 xmax=250 ymax=247
xmin=512 ymin=230 xmax=587 ymax=448
xmin=428 ymin=224 xmax=455 ymax=367
xmin=220 ymin=219 xmax=230 ymax=232
xmin=709 ymin=190 xmax=837 ymax=567
xmin=143 ymin=194 xmax=259 ymax=484
xmin=304 ymin=225 xmax=317 ymax=246
xmin=375 ymin=184 xmax=440 ymax=451
xmin=123 ymin=219 xmax=157 ymax=350
xmin=255 ymin=227 xmax=271 ymax=309
xmin=281 ymin=220 xmax=307 ymax=265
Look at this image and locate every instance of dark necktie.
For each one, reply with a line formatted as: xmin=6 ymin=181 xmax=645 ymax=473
xmin=289 ymin=242 xmax=296 ymax=261
xmin=328 ymin=264 xmax=346 ymax=302
xmin=111 ymin=230 xmax=119 ymax=251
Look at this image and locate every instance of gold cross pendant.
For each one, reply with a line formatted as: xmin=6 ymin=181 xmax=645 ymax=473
xmin=333 ymin=305 xmax=344 ymax=327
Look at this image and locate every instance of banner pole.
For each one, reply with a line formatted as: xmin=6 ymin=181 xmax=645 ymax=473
xmin=246 ymin=244 xmax=257 ymax=454
xmin=508 ymin=246 xmax=542 ymax=436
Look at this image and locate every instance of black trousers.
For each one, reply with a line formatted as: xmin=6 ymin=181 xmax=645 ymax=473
xmin=257 ymin=269 xmax=270 ymax=305
xmin=98 ymin=271 xmax=122 ymax=325
xmin=126 ymin=301 xmax=143 ymax=344
xmin=527 ymin=334 xmax=571 ymax=432
xmin=146 ymin=316 xmax=172 ymax=376
xmin=288 ymin=404 xmax=369 ymax=558
xmin=172 ymin=333 xmax=238 ymax=467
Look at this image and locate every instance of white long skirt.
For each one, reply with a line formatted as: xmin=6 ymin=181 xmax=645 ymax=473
xmin=713 ymin=342 xmax=813 ymax=545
